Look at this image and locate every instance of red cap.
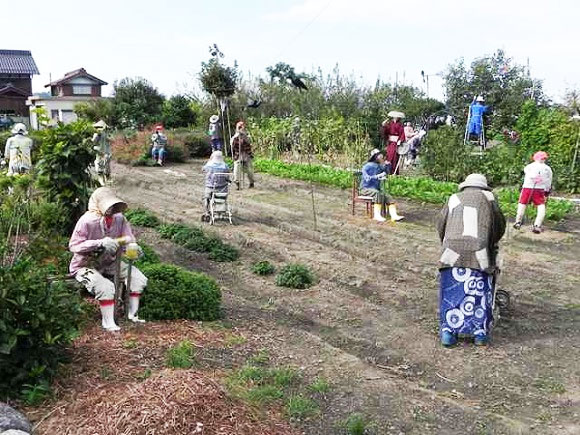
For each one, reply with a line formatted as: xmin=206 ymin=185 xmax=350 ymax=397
xmin=155 ymin=124 xmax=164 ymax=131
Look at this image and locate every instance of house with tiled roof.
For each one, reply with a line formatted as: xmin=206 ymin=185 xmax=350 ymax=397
xmin=0 ymin=49 xmax=39 ymax=124
xmin=27 ymin=68 xmax=108 ymax=128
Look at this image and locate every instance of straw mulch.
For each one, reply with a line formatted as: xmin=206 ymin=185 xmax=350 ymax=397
xmin=27 ymin=322 xmax=298 ymax=435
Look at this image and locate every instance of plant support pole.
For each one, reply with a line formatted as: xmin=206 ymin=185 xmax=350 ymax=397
xmin=572 ymin=124 xmax=580 ymax=174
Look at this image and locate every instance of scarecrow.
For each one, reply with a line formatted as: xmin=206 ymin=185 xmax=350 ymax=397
xmin=151 ymin=125 xmax=168 ymax=166
xmin=513 ymin=151 xmax=553 ymax=233
xmin=2 ymin=123 xmax=33 ymax=175
xmin=230 ymin=121 xmax=255 ymax=189
xmin=436 ymin=174 xmax=506 ymax=346
xmin=208 ymin=114 xmax=223 ymax=151
xmin=360 ymin=148 xmax=404 ymax=222
xmin=382 ymin=111 xmax=406 ymax=174
xmin=466 ymin=96 xmax=489 ymax=144
xmin=69 ymin=188 xmax=148 ymax=332
xmin=92 ymin=120 xmax=112 ymax=185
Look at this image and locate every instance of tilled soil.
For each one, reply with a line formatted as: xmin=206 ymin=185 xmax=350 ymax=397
xmin=114 ymin=160 xmax=580 ymax=435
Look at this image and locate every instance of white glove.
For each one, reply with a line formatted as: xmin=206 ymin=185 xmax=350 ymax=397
xmin=376 ymin=173 xmax=387 ymax=180
xmin=101 ymin=237 xmax=119 ymax=254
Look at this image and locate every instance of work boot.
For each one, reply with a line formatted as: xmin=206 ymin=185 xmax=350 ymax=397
xmin=388 ymin=204 xmax=405 ymax=222
xmin=474 ymin=333 xmax=489 ymax=346
xmin=513 ymin=221 xmax=522 ymax=230
xmin=373 ymin=204 xmax=386 ymax=222
xmin=100 ymin=301 xmax=120 ymax=332
xmin=441 ymin=331 xmax=457 ymax=347
xmin=128 ymin=293 xmax=146 ymax=323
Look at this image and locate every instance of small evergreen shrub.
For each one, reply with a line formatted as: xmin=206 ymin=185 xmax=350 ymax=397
xmin=139 ymin=264 xmax=221 ymax=321
xmin=252 ymin=260 xmax=276 ymax=276
xmin=276 ymin=264 xmax=315 ymax=289
xmin=125 ymin=208 xmax=160 ymax=228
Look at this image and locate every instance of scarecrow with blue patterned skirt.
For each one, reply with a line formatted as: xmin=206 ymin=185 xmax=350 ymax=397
xmin=436 ymin=174 xmax=506 ymax=347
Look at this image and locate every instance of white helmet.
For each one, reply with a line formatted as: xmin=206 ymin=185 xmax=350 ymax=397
xmin=11 ymin=123 xmax=28 ymax=135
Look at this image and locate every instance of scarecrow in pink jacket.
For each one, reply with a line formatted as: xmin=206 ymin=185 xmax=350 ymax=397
xmin=69 ymin=187 xmax=148 ymax=331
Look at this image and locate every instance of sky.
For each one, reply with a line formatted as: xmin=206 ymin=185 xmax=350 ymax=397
xmin=5 ymin=0 xmax=579 ymax=102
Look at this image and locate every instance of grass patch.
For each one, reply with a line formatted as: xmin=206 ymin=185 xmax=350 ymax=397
xmin=248 ymin=349 xmax=270 ymax=365
xmin=276 ymin=263 xmax=315 ymax=289
xmin=123 ymin=338 xmax=139 ymax=349
xmin=254 ymin=158 xmax=575 ymax=221
xmin=135 ymin=368 xmax=152 ymax=381
xmin=533 ymin=377 xmax=566 ymax=394
xmin=340 ymin=413 xmax=373 ymax=435
xmin=285 ymin=394 xmax=319 ymax=420
xmin=225 ymin=364 xmax=300 ymax=404
xmin=224 ymin=333 xmax=247 ymax=347
xmin=165 ymin=340 xmax=196 ymax=369
xmin=245 ymin=385 xmax=284 ymax=405
xmin=252 ymin=260 xmax=276 ymax=276
xmin=308 ymin=377 xmax=330 ymax=394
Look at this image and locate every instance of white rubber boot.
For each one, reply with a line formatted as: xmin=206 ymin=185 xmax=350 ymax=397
xmin=100 ymin=301 xmax=120 ymax=331
xmin=128 ymin=294 xmax=146 ymax=323
xmin=388 ymin=204 xmax=405 ymax=222
xmin=533 ymin=204 xmax=546 ymax=233
xmin=373 ymin=204 xmax=386 ymax=222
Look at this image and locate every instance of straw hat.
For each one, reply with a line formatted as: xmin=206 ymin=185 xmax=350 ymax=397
xmin=209 ymin=115 xmax=219 ymax=123
xmin=93 ymin=120 xmax=108 ymax=129
xmin=387 ymin=110 xmax=405 ymax=119
xmin=458 ymin=173 xmax=490 ymax=191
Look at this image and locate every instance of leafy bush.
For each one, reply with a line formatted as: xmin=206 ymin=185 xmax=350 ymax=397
xmin=138 ymin=263 xmax=221 ymax=321
xmin=182 ymin=130 xmax=211 ymax=158
xmin=35 ymin=120 xmax=97 ymax=231
xmin=124 ymin=208 xmax=160 ymax=228
xmin=0 ymin=260 xmax=88 ymax=398
xmin=252 ymin=260 xmax=276 ymax=276
xmin=276 ymin=264 xmax=315 ymax=289
xmin=134 ymin=242 xmax=160 ymax=268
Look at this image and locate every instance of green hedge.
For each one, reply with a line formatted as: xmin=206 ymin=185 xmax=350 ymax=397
xmin=139 ymin=263 xmax=221 ymax=321
xmin=253 ymin=158 xmax=575 ymax=221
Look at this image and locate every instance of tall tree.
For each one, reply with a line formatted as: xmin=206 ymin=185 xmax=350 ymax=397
xmin=112 ymin=77 xmax=164 ymax=129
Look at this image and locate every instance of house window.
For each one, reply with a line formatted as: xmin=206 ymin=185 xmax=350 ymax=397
xmin=72 ymin=85 xmax=92 ymax=95
xmin=51 ymin=110 xmax=59 ymax=120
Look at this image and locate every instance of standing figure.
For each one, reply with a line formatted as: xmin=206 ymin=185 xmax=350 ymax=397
xmin=436 ymin=174 xmax=506 ymax=347
xmin=382 ymin=113 xmax=406 ymax=175
xmin=92 ymin=120 xmax=111 ymax=185
xmin=208 ymin=115 xmax=223 ymax=151
xmin=3 ymin=123 xmax=33 ymax=175
xmin=151 ymin=125 xmax=168 ymax=166
xmin=360 ymin=149 xmax=404 ymax=222
xmin=69 ymin=187 xmax=148 ymax=331
xmin=467 ymin=96 xmax=489 ymax=143
xmin=230 ymin=121 xmax=255 ymax=189
xmin=513 ymin=151 xmax=553 ymax=234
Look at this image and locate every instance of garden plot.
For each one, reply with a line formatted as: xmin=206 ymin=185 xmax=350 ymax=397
xmin=108 ymin=160 xmax=580 ymax=434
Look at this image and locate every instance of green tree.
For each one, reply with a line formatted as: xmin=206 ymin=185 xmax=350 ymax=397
xmin=444 ymin=49 xmax=544 ymax=134
xmin=162 ymin=95 xmax=196 ymax=128
xmin=199 ymin=58 xmax=238 ymax=98
xmin=74 ymin=99 xmax=114 ymax=125
xmin=112 ymin=77 xmax=164 ymax=129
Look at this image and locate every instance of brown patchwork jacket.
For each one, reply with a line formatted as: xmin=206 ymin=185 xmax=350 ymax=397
xmin=436 ymin=187 xmax=506 ymax=273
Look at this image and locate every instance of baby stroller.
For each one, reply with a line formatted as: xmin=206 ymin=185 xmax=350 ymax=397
xmin=201 ymin=172 xmax=233 ymax=225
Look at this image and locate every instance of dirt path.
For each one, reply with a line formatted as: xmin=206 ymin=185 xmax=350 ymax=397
xmin=114 ymin=160 xmax=580 ymax=435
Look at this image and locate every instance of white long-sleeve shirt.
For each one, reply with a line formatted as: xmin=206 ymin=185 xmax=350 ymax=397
xmin=522 ymin=161 xmax=553 ymax=191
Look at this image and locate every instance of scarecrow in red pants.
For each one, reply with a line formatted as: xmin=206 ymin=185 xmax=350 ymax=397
xmin=382 ymin=111 xmax=406 ymax=174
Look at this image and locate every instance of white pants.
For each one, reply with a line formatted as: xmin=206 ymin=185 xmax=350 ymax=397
xmin=75 ymin=263 xmax=147 ymax=301
xmin=233 ymin=160 xmax=255 ymax=184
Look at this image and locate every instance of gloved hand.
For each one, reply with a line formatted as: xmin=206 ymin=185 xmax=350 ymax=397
xmin=376 ymin=172 xmax=387 ymax=180
xmin=0 ymin=159 xmax=6 ymax=167
xmin=100 ymin=237 xmax=120 ymax=255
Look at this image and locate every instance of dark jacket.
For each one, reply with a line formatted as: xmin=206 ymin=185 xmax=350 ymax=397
xmin=231 ymin=133 xmax=252 ymax=161
xmin=436 ymin=187 xmax=506 ymax=273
